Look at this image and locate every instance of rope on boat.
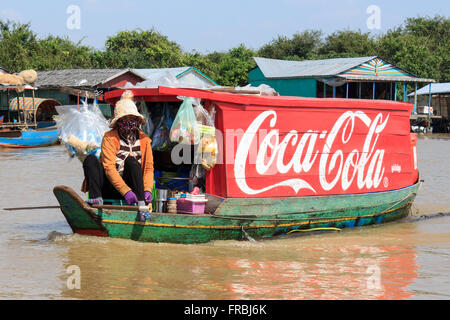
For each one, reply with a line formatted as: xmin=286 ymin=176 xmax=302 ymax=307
xmin=241 ymin=226 xmax=256 ymax=242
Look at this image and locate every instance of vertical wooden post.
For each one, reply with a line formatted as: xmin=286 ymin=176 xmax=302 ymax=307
xmin=32 ymin=89 xmax=37 ymax=127
xmin=358 ymin=82 xmax=362 ymax=99
xmin=372 ymin=82 xmax=375 ymax=99
xmin=428 ymin=83 xmax=432 ymax=118
xmin=403 ymin=82 xmax=407 ymax=102
xmin=394 ymin=82 xmax=397 ymax=101
xmin=6 ymin=89 xmax=10 ymax=122
xmin=413 ymin=83 xmax=418 ymax=114
xmin=323 ymin=82 xmax=326 ymax=98
xmin=16 ymin=90 xmax=21 ymax=124
xmin=22 ymin=91 xmax=28 ymax=129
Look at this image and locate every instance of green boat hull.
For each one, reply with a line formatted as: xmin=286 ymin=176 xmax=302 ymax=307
xmin=53 ymin=182 xmax=420 ymax=244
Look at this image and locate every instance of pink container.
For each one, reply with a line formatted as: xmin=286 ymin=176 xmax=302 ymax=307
xmin=177 ymin=198 xmax=207 ymax=215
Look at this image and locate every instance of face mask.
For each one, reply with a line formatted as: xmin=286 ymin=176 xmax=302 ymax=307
xmin=117 ymin=118 xmax=139 ymax=141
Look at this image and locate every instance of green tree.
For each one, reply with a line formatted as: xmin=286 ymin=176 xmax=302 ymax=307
xmin=102 ymin=29 xmax=184 ymax=68
xmin=318 ymin=29 xmax=377 ymax=58
xmin=257 ymin=30 xmax=323 ymax=60
xmin=377 ymin=16 xmax=450 ymax=82
xmin=213 ymin=44 xmax=256 ymax=86
xmin=0 ymin=20 xmax=39 ymax=71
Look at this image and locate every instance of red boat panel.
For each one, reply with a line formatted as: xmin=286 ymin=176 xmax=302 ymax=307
xmin=105 ymin=87 xmax=418 ymax=198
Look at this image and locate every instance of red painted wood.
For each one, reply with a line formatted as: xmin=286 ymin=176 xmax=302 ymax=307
xmin=105 ymin=87 xmax=418 ymax=199
xmin=73 ymin=228 xmax=108 ymax=237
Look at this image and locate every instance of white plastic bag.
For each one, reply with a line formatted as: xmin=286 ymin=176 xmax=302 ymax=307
xmin=55 ymin=100 xmax=109 ymax=162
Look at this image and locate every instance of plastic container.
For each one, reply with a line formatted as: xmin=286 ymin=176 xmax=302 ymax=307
xmin=177 ymin=198 xmax=207 ymax=215
xmin=167 ymin=197 xmax=177 ymax=214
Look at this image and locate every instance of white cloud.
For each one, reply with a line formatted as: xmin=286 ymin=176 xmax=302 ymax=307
xmin=0 ymin=8 xmax=24 ymax=22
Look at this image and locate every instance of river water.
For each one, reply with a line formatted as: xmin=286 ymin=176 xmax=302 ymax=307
xmin=0 ymin=135 xmax=449 ymax=300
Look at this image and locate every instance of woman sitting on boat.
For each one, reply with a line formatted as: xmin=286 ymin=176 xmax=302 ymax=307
xmin=82 ymin=93 xmax=154 ymax=220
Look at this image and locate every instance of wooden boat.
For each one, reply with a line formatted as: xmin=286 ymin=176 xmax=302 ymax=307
xmin=54 ymin=86 xmax=421 ymax=243
xmin=0 ymin=126 xmax=59 ymax=148
xmin=54 ymin=182 xmax=419 ymax=244
xmin=0 ymin=97 xmax=60 ymax=148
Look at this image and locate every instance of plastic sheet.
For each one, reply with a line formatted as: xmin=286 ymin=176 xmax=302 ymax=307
xmin=55 ymin=100 xmax=109 ymax=162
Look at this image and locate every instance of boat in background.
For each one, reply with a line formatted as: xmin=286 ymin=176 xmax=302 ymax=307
xmin=0 ymin=97 xmax=61 ymax=148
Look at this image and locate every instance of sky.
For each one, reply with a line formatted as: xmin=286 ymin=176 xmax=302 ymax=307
xmin=0 ymin=0 xmax=449 ymax=54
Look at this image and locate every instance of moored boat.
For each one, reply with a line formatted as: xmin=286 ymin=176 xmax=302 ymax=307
xmin=0 ymin=126 xmax=59 ymax=148
xmin=0 ymin=97 xmax=60 ymax=148
xmin=54 ymin=86 xmax=421 ymax=243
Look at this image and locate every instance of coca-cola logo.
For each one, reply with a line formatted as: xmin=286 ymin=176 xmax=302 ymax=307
xmin=234 ymin=110 xmax=389 ymax=195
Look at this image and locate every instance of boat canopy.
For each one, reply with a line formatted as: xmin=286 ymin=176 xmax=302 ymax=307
xmin=9 ymin=97 xmax=61 ymax=113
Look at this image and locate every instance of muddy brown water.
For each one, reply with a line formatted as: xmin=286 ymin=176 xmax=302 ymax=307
xmin=0 ymin=135 xmax=449 ymax=300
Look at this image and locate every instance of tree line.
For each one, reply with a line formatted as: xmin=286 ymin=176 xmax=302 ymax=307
xmin=0 ymin=15 xmax=448 ymax=87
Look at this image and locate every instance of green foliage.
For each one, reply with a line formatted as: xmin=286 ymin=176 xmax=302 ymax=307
xmin=102 ymin=29 xmax=184 ymax=68
xmin=318 ymin=30 xmax=377 ymax=58
xmin=258 ymin=30 xmax=323 ymax=60
xmin=0 ymin=15 xmax=448 ymax=87
xmin=376 ymin=16 xmax=450 ymax=83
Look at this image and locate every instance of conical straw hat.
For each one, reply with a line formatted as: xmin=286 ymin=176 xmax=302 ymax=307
xmin=110 ymin=93 xmax=145 ymax=128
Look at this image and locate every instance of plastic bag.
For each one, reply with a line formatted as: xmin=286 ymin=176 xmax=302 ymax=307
xmin=192 ymin=102 xmax=217 ymax=171
xmin=151 ymin=104 xmax=172 ymax=151
xmin=170 ymin=97 xmax=200 ymax=145
xmin=55 ymin=100 xmax=109 ymax=162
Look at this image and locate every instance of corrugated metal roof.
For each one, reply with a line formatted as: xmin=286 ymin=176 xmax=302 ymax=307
xmin=134 ymin=67 xmax=191 ymax=80
xmin=134 ymin=67 xmax=217 ymax=85
xmin=0 ymin=66 xmax=9 ymax=74
xmin=254 ymin=56 xmax=435 ymax=83
xmin=34 ymin=69 xmax=143 ymax=88
xmin=254 ymin=56 xmax=376 ymax=79
xmin=408 ymin=83 xmax=450 ymax=96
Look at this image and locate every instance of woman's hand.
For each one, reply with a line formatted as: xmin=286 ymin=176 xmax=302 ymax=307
xmin=124 ymin=190 xmax=138 ymax=205
xmin=144 ymin=191 xmax=152 ymax=204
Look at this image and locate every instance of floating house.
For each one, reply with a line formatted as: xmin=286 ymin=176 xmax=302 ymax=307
xmin=249 ymin=56 xmax=435 ymax=112
xmin=407 ymin=83 xmax=450 ymax=132
xmin=1 ymin=67 xmax=217 ymax=121
xmin=0 ymin=68 xmax=146 ymax=121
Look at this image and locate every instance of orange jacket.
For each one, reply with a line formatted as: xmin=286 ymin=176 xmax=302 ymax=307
xmin=100 ymin=129 xmax=154 ymax=196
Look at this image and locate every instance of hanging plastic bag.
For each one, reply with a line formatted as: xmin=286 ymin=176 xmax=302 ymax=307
xmin=151 ymin=104 xmax=172 ymax=151
xmin=55 ymin=100 xmax=109 ymax=162
xmin=193 ymin=102 xmax=217 ymax=171
xmin=170 ymin=97 xmax=200 ymax=145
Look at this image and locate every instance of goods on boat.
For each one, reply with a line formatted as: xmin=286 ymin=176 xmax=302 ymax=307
xmin=169 ymin=97 xmax=200 ymax=145
xmin=55 ymin=100 xmax=108 ymax=161
xmin=54 ymin=86 xmax=421 ymax=243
